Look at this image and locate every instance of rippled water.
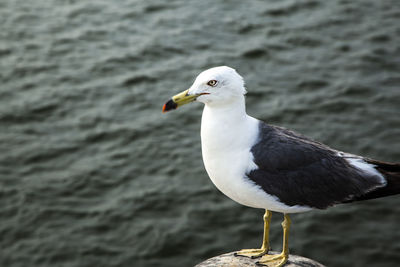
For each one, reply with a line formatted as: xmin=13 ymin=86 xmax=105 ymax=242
xmin=1 ymin=0 xmax=399 ymax=266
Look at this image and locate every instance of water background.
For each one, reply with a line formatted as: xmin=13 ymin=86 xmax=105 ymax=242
xmin=1 ymin=0 xmax=400 ymax=266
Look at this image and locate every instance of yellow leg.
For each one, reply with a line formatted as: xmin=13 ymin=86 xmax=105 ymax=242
xmin=235 ymin=210 xmax=271 ymax=258
xmin=256 ymin=214 xmax=291 ymax=266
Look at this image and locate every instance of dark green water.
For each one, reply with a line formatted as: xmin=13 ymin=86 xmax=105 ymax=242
xmin=1 ymin=0 xmax=399 ymax=266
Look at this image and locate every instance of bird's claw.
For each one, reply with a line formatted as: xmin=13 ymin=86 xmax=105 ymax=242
xmin=234 ymin=248 xmax=268 ymax=258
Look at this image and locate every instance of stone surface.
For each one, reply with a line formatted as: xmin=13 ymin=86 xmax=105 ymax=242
xmin=195 ymin=252 xmax=326 ymax=267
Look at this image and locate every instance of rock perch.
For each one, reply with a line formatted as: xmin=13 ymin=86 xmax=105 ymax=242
xmin=195 ymin=252 xmax=325 ymax=267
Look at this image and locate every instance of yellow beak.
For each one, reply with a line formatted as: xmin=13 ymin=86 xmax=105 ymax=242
xmin=162 ymin=89 xmax=204 ymax=113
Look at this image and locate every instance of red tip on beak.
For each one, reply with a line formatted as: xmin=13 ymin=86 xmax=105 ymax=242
xmin=162 ymin=99 xmax=178 ymax=113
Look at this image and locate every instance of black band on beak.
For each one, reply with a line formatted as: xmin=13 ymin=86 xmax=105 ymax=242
xmin=162 ymin=99 xmax=178 ymax=113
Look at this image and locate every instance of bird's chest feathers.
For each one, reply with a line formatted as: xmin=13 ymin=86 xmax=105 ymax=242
xmin=201 ymin=113 xmax=252 ymax=172
xmin=200 ymin=109 xmax=259 ymax=202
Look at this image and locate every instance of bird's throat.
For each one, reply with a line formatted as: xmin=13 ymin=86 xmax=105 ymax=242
xmin=200 ymin=99 xmax=257 ymax=154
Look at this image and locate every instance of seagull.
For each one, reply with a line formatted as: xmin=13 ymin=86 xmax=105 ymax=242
xmin=162 ymin=66 xmax=400 ymax=267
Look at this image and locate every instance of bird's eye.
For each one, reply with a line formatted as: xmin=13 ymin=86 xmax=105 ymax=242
xmin=207 ymin=80 xmax=218 ymax=87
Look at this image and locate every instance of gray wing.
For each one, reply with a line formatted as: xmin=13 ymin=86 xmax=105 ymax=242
xmin=247 ymin=122 xmax=385 ymax=209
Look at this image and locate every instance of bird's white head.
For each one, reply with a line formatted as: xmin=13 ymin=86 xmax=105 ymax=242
xmin=189 ymin=66 xmax=246 ymax=105
xmin=163 ymin=66 xmax=246 ymax=112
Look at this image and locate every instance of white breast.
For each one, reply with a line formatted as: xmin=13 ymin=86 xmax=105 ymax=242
xmin=200 ymin=106 xmax=312 ymax=213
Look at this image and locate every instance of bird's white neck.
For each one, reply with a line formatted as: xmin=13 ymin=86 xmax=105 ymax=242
xmin=203 ymin=97 xmax=247 ymax=123
xmin=200 ymin=97 xmax=258 ymax=153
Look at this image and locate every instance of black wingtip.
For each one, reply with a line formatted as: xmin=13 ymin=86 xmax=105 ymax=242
xmin=162 ymin=99 xmax=177 ymax=113
xmin=350 ymin=159 xmax=400 ymax=201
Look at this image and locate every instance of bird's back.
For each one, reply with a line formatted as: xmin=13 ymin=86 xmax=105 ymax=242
xmin=247 ymin=122 xmax=399 ymax=209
